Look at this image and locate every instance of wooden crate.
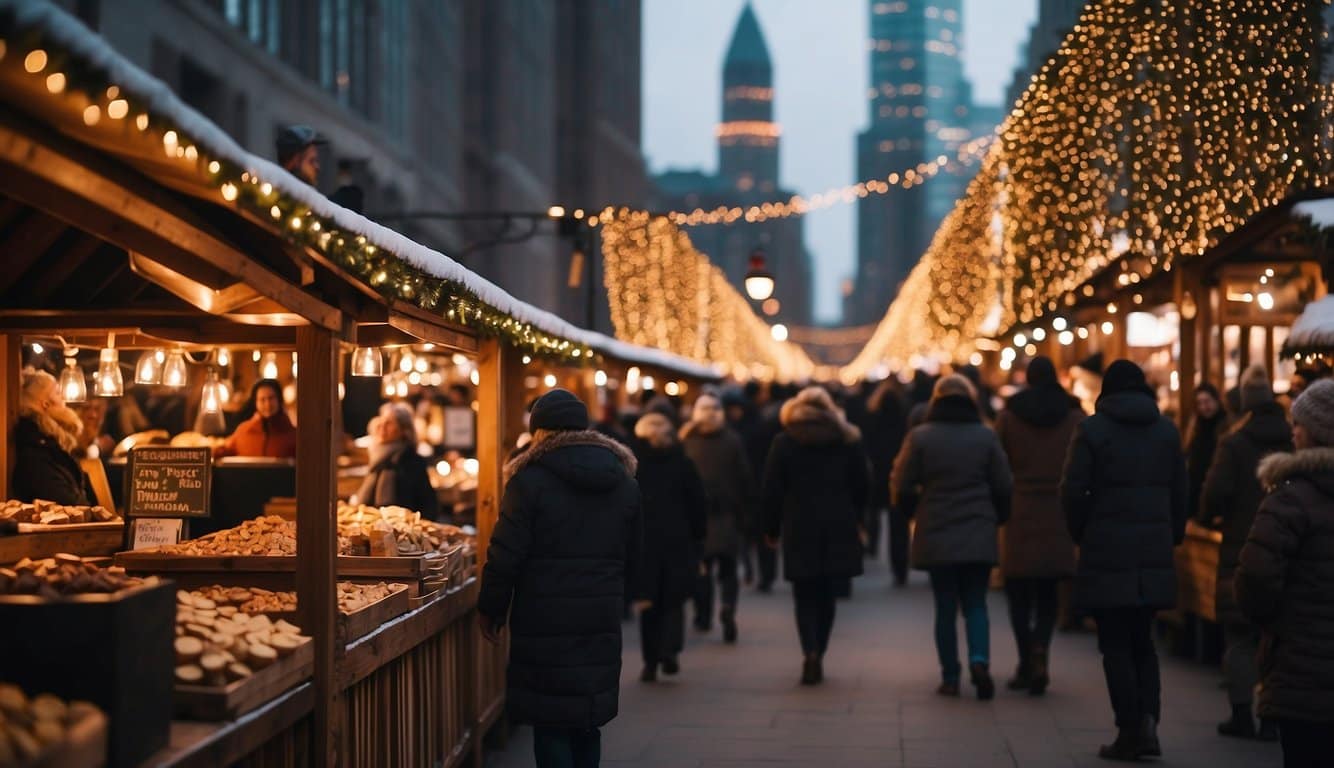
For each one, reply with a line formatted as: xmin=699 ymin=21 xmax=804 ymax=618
xmin=114 ymin=552 xmax=449 ymax=596
xmin=174 ymin=640 xmax=314 ymax=722
xmin=249 ymin=584 xmax=412 ymax=644
xmin=0 ymin=521 xmax=126 ymax=564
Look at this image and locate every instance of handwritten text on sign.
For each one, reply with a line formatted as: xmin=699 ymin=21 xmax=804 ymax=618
xmin=127 ymin=447 xmax=212 ymax=518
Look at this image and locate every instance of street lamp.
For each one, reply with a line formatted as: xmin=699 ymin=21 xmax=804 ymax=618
xmin=744 ymin=249 xmax=775 ymax=301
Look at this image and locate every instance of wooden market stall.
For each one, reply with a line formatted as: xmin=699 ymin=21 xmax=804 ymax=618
xmin=0 ymin=4 xmax=724 ymax=766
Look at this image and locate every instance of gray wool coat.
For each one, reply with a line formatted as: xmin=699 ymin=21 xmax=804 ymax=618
xmin=891 ymin=395 xmax=1013 ymax=569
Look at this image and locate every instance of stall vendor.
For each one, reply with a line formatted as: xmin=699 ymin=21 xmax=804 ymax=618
xmin=214 ymin=379 xmax=297 ymax=459
xmin=354 ymin=403 xmax=439 ymax=518
xmin=12 ymin=369 xmax=95 ymax=505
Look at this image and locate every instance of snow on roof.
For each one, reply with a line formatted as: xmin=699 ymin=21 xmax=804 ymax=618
xmin=1293 ymin=198 xmax=1334 ymax=231
xmin=6 ymin=0 xmax=720 ymax=380
xmin=1284 ymin=295 xmax=1334 ymax=355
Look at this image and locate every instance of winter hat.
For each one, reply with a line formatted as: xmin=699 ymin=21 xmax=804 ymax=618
xmin=1291 ymin=379 xmax=1334 ymax=447
xmin=1238 ymin=364 xmax=1274 ymax=412
xmin=932 ymin=373 xmax=977 ymax=402
xmin=1098 ymin=359 xmax=1153 ymax=402
xmin=1025 ymin=356 xmax=1059 ymax=389
xmin=528 ymin=389 xmax=589 ymax=432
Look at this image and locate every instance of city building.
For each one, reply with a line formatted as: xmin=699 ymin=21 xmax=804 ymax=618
xmin=1005 ymin=0 xmax=1087 ymax=108
xmin=50 ymin=0 xmax=648 ymax=333
xmin=846 ymin=0 xmax=988 ymax=326
xmin=651 ymin=3 xmax=814 ymax=327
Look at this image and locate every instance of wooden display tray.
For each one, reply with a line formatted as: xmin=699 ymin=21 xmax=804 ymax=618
xmin=114 ymin=552 xmax=440 ymax=578
xmin=0 ymin=523 xmax=126 ymax=564
xmin=173 ymin=639 xmax=314 ymax=721
xmin=253 ymin=583 xmax=412 ymax=643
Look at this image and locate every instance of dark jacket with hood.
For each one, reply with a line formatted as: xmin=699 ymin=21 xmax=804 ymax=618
xmin=1185 ymin=401 xmax=1229 ymax=522
xmin=12 ymin=417 xmax=93 ymax=506
xmin=864 ymin=382 xmax=909 ymax=510
xmin=1236 ymin=447 xmax=1334 ymax=722
xmin=355 ymin=444 xmax=441 ymax=518
xmin=1061 ymin=388 xmax=1187 ymax=609
xmin=995 ymin=377 xmax=1083 ymax=579
xmin=631 ymin=438 xmax=707 ymax=606
xmin=681 ymin=420 xmax=752 ymax=558
xmin=1201 ymin=401 xmax=1293 ymax=625
xmin=478 ymin=430 xmax=639 ymax=729
xmin=892 ymin=394 xmax=1013 ymax=569
xmin=761 ymin=390 xmax=870 ymax=584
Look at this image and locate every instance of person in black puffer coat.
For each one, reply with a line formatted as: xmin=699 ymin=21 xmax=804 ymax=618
xmin=763 ymin=386 xmax=870 ymax=686
xmin=1185 ymin=382 xmax=1229 ymax=520
xmin=1061 ymin=360 xmax=1187 ymax=762
xmin=864 ymin=377 xmax=910 ymax=584
xmin=478 ymin=390 xmax=639 ymax=768
xmin=631 ymin=413 xmax=707 ymax=682
xmin=1201 ymin=364 xmax=1291 ymax=741
xmin=1236 ymin=379 xmax=1334 ymax=768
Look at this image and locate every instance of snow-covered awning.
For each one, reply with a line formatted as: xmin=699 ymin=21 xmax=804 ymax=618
xmin=1283 ymin=295 xmax=1334 ymax=357
xmin=1293 ymin=198 xmax=1334 ymax=231
xmin=0 ymin=0 xmax=721 ymax=381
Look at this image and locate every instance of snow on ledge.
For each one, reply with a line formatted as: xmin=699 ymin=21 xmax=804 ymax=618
xmin=1293 ymin=198 xmax=1334 ymax=230
xmin=6 ymin=0 xmax=721 ymax=381
xmin=1285 ymin=295 xmax=1334 ymax=354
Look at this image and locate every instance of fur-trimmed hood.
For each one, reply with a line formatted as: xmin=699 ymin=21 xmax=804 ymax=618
xmin=504 ymin=429 xmax=637 ymax=488
xmin=779 ymin=388 xmax=861 ymax=446
xmin=1258 ymin=447 xmax=1334 ymax=496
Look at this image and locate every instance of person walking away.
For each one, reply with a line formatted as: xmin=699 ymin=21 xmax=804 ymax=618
xmin=865 ymin=377 xmax=910 ymax=585
xmin=354 ymin=402 xmax=440 ymax=518
xmin=681 ymin=392 xmax=752 ymax=643
xmin=478 ymin=390 xmax=639 ymax=768
xmin=630 ymin=413 xmax=707 ymax=681
xmin=892 ymin=375 xmax=1012 ymax=699
xmin=1235 ymin=379 xmax=1334 ymax=768
xmin=994 ymin=357 xmax=1082 ymax=695
xmin=762 ymin=387 xmax=869 ymax=685
xmin=1061 ymin=360 xmax=1186 ymax=761
xmin=1185 ymin=382 xmax=1229 ymax=521
xmin=1201 ymin=364 xmax=1290 ymax=741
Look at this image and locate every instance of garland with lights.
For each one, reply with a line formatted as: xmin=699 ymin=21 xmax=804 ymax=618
xmin=845 ymin=0 xmax=1334 ymax=379
xmin=0 ymin=6 xmax=605 ymax=365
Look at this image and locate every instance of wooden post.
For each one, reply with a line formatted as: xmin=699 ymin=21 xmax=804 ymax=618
xmin=1176 ymin=270 xmax=1197 ymax=426
xmin=295 ymin=325 xmax=340 ymax=766
xmin=476 ymin=338 xmax=524 ymax=567
xmin=1264 ymin=327 xmax=1276 ymax=375
xmin=1238 ymin=325 xmax=1251 ymax=376
xmin=0 ymin=335 xmax=19 ymax=501
xmin=1112 ymin=313 xmax=1128 ymax=362
xmin=1198 ymin=282 xmax=1215 ymax=384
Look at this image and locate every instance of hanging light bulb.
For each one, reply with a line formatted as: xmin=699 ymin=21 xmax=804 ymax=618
xmin=216 ymin=347 xmax=231 ymax=367
xmin=382 ymin=374 xmax=397 ymax=398
xmin=199 ymin=368 xmax=224 ymax=414
xmin=161 ymin=350 xmax=188 ymax=387
xmin=260 ymin=352 xmax=279 ymax=380
xmin=744 ymin=249 xmax=775 ymax=301
xmin=218 ymin=378 xmax=233 ymax=404
xmin=398 ymin=351 xmax=415 ymax=374
xmin=96 ymin=335 xmax=123 ymax=397
xmin=135 ymin=349 xmax=164 ymax=384
xmin=351 ymin=347 xmax=383 ymax=377
xmin=59 ymin=354 xmax=87 ymax=404
xmin=291 ymin=353 xmax=298 ymax=378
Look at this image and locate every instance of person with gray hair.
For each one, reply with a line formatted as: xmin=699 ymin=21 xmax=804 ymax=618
xmin=1237 ymin=378 xmax=1334 ymax=767
xmin=354 ymin=402 xmax=439 ymax=517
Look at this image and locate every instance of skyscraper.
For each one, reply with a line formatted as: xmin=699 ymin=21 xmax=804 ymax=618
xmin=653 ymin=3 xmax=813 ymax=326
xmin=1005 ymin=0 xmax=1087 ymax=108
xmin=846 ymin=0 xmax=980 ymax=325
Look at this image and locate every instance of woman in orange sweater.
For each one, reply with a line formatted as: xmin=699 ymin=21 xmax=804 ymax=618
xmin=215 ymin=379 xmax=297 ymax=459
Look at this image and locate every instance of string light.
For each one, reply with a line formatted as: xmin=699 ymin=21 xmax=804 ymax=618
xmin=846 ymin=0 xmax=1333 ymax=378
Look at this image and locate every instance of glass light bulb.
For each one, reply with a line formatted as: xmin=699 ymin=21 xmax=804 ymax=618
xmin=161 ymin=350 xmax=188 ymax=388
xmin=135 ymin=349 xmax=163 ymax=384
xmin=97 ymin=347 xmax=123 ymax=397
xmin=399 ymin=352 xmax=414 ymax=374
xmin=59 ymin=357 xmax=87 ymax=403
xmin=216 ymin=347 xmax=231 ymax=367
xmin=351 ymin=347 xmax=383 ymax=377
xmin=261 ymin=352 xmax=279 ymax=380
xmin=200 ymin=369 xmax=224 ymax=414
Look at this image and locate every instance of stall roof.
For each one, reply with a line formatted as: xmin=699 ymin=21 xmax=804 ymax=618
xmin=0 ymin=0 xmax=721 ymax=382
xmin=1284 ymin=295 xmax=1334 ymax=357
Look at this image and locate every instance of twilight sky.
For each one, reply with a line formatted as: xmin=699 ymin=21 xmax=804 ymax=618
xmin=643 ymin=0 xmax=1038 ymax=324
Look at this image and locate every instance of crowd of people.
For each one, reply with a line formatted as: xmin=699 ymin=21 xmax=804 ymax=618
xmin=478 ymin=358 xmax=1334 ymax=768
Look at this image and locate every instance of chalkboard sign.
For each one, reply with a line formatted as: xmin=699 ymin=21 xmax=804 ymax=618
xmin=126 ymin=447 xmax=212 ymax=518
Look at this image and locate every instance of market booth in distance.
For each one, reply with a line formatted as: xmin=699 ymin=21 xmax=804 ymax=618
xmin=0 ymin=3 xmax=718 ymax=766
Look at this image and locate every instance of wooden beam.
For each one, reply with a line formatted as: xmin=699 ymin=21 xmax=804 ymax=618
xmin=389 ymin=301 xmax=479 ymax=353
xmin=295 ymin=325 xmax=341 ymax=767
xmin=1176 ymin=267 xmax=1198 ymax=428
xmin=25 ymin=235 xmax=106 ymax=303
xmin=0 ymin=117 xmax=343 ymax=332
xmin=0 ymin=209 xmax=68 ymax=294
xmin=0 ymin=336 xmax=19 ymax=502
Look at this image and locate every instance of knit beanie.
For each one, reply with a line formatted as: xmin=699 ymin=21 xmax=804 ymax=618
xmin=528 ymin=389 xmax=589 ymax=432
xmin=1098 ymin=359 xmax=1152 ymax=402
xmin=1238 ymin=364 xmax=1274 ymax=412
xmin=1025 ymin=356 xmax=1059 ymax=389
xmin=1291 ymin=379 xmax=1334 ymax=447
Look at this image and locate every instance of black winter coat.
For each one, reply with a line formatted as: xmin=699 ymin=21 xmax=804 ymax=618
xmin=1236 ymin=447 xmax=1334 ymax=722
xmin=631 ymin=441 xmax=707 ymax=606
xmin=1061 ymin=391 xmax=1187 ymax=609
xmin=478 ymin=430 xmax=639 ymax=729
xmin=864 ymin=392 xmax=908 ymax=510
xmin=1200 ymin=402 xmax=1292 ymax=625
xmin=681 ymin=425 xmax=752 ymax=558
xmin=761 ymin=404 xmax=869 ymax=584
xmin=1186 ymin=412 xmax=1228 ymax=522
xmin=355 ymin=445 xmax=441 ymax=518
xmin=12 ymin=417 xmax=92 ymax=506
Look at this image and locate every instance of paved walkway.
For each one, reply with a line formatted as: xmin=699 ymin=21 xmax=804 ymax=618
xmin=485 ymin=555 xmax=1280 ymax=767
